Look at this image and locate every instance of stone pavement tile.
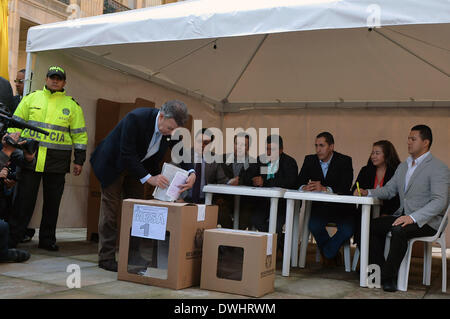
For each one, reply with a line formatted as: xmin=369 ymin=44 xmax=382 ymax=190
xmin=0 ymin=275 xmax=67 ymax=298
xmin=422 ymin=276 xmax=450 ymax=299
xmin=70 ymin=253 xmax=99 ymax=263
xmin=0 ymin=256 xmax=96 ymax=278
xmin=82 ymin=280 xmax=253 ymax=299
xmin=81 ymin=280 xmax=178 ymax=299
xmin=424 ymin=292 xmax=450 ymax=299
xmin=18 ymin=240 xmax=99 ymax=258
xmin=20 ymin=265 xmax=117 ymax=288
xmin=168 ymin=287 xmax=250 ymax=299
xmin=343 ymin=286 xmax=426 ymax=299
xmin=275 ymin=277 xmax=357 ymax=299
xmin=262 ymin=291 xmax=314 ymax=299
xmin=35 ymin=288 xmax=110 ymax=299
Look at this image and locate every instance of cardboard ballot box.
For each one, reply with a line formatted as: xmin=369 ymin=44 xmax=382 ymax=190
xmin=200 ymin=229 xmax=277 ymax=297
xmin=118 ymin=199 xmax=218 ymax=289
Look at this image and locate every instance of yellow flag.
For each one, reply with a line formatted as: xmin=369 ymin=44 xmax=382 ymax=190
xmin=0 ymin=0 xmax=9 ymax=79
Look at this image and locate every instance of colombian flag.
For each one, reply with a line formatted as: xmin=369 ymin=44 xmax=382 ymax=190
xmin=0 ymin=0 xmax=9 ymax=79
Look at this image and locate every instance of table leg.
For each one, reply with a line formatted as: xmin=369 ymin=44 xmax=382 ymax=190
xmin=298 ymin=200 xmax=311 ymax=268
xmin=233 ymin=195 xmax=240 ymax=229
xmin=268 ymin=197 xmax=279 ymax=234
xmin=282 ymin=199 xmax=295 ymax=276
xmin=291 ymin=200 xmax=300 ymax=267
xmin=360 ymin=204 xmax=371 ymax=287
xmin=205 ymin=193 xmax=213 ymax=205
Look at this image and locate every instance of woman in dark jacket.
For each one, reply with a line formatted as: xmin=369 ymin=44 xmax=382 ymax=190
xmin=352 ymin=140 xmax=401 ymax=247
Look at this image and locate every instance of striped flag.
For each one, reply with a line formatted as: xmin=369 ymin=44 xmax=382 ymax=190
xmin=0 ymin=0 xmax=9 ymax=79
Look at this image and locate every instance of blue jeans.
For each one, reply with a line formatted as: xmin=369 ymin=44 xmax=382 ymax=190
xmin=309 ymin=206 xmax=355 ymax=259
xmin=0 ymin=219 xmax=9 ymax=260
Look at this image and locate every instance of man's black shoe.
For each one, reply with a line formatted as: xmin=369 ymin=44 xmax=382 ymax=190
xmin=382 ymin=279 xmax=397 ymax=292
xmin=99 ymin=259 xmax=118 ymax=272
xmin=38 ymin=243 xmax=59 ymax=251
xmin=0 ymin=249 xmax=31 ymax=263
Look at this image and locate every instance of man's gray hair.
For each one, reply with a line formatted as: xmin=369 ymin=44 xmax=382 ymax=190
xmin=160 ymin=100 xmax=189 ymax=126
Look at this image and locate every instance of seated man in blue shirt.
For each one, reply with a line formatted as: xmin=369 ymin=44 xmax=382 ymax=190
xmin=296 ymin=132 xmax=354 ymax=267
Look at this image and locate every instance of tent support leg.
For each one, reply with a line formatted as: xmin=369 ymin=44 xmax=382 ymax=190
xmin=24 ymin=52 xmax=33 ymax=96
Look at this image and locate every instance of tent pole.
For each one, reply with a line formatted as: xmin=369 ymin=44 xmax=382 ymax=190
xmin=374 ymin=29 xmax=449 ymax=77
xmin=24 ymin=52 xmax=33 ymax=96
xmin=223 ymin=34 xmax=268 ymax=102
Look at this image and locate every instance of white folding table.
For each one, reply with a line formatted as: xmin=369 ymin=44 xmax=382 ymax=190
xmin=282 ymin=190 xmax=381 ymax=287
xmin=203 ymin=184 xmax=286 ymax=233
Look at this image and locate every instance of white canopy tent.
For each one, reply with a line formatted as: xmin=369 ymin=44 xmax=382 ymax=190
xmin=25 ymin=0 xmax=450 ymax=110
xmin=22 ymin=0 xmax=449 ymax=230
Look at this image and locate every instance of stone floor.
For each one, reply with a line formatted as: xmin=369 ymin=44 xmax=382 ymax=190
xmin=0 ymin=228 xmax=448 ymax=299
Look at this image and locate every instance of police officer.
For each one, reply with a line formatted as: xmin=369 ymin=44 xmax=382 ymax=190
xmin=7 ymin=66 xmax=88 ymax=251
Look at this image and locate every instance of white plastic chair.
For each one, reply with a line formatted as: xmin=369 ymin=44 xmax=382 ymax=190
xmin=351 ymin=238 xmax=389 ymax=271
xmin=385 ymin=204 xmax=449 ymax=292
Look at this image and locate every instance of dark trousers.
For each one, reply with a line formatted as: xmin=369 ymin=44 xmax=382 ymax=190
xmin=369 ymin=215 xmax=436 ymax=282
xmin=309 ymin=203 xmax=355 ymax=259
xmin=0 ymin=219 xmax=9 ymax=259
xmin=8 ymin=169 xmax=66 ymax=247
xmin=251 ymin=198 xmax=287 ymax=250
xmin=98 ymin=172 xmax=144 ymax=262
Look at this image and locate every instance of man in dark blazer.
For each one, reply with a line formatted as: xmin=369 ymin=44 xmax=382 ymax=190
xmin=247 ymin=135 xmax=298 ymax=235
xmin=359 ymin=125 xmax=449 ymax=292
xmin=221 ymin=132 xmax=256 ymax=186
xmin=90 ymin=100 xmax=196 ymax=272
xmin=181 ymin=128 xmax=228 ymax=203
xmin=296 ymin=132 xmax=353 ymax=266
xmin=220 ymin=132 xmax=256 ymax=229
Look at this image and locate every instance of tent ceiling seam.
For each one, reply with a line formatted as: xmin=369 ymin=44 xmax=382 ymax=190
xmin=223 ymin=34 xmax=269 ymax=103
xmin=384 ymin=27 xmax=450 ymax=53
xmin=151 ymin=39 xmax=219 ymax=76
xmin=374 ymin=29 xmax=449 ymax=77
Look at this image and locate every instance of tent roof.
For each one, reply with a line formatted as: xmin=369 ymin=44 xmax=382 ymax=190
xmin=26 ymin=0 xmax=450 ymax=111
xmin=27 ymin=0 xmax=450 ymax=52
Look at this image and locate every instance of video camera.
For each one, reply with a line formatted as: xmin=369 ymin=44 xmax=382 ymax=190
xmin=0 ymin=102 xmax=49 ymax=154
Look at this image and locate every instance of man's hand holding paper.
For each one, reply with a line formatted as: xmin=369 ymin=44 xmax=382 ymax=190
xmin=178 ymin=173 xmax=196 ymax=194
xmin=147 ymin=174 xmax=170 ymax=189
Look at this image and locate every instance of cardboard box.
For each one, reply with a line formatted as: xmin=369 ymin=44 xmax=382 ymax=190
xmin=200 ymin=229 xmax=277 ymax=297
xmin=118 ymin=199 xmax=218 ymax=290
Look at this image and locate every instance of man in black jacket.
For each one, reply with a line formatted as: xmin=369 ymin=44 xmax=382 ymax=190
xmin=296 ymin=132 xmax=354 ymax=266
xmin=247 ymin=135 xmax=298 ymax=233
xmin=90 ymin=100 xmax=196 ymax=272
xmin=219 ymin=132 xmax=256 ymax=229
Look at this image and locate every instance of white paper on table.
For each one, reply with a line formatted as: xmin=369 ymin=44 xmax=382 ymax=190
xmin=131 ymin=204 xmax=168 ymax=240
xmin=153 ymin=163 xmax=189 ymax=202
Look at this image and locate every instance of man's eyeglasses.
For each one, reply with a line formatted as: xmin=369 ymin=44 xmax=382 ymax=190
xmin=14 ymin=79 xmax=24 ymax=84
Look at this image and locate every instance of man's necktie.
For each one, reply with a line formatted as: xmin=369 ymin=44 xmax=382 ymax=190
xmin=192 ymin=162 xmax=202 ymax=203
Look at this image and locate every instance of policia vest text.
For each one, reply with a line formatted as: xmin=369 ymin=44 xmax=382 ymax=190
xmin=8 ymin=86 xmax=88 ymax=173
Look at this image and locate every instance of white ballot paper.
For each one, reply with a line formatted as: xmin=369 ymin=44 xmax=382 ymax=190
xmin=131 ymin=204 xmax=168 ymax=240
xmin=152 ymin=163 xmax=189 ymax=202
